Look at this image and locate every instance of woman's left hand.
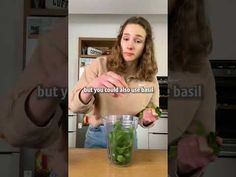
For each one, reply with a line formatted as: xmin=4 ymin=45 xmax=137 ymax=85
xmin=177 ymin=135 xmax=219 ymax=175
xmin=140 ymin=108 xmax=159 ymax=126
xmin=88 ymin=115 xmax=103 ymax=128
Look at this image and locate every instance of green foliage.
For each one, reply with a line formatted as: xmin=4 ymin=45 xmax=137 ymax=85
xmin=155 ymin=106 xmax=162 ymax=117
xmin=208 ymin=132 xmax=221 ymax=155
xmin=108 ymin=121 xmax=134 ymax=165
xmin=137 ymin=102 xmax=162 ymax=119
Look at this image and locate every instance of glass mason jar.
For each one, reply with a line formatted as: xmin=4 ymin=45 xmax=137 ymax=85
xmin=104 ymin=115 xmax=139 ymax=166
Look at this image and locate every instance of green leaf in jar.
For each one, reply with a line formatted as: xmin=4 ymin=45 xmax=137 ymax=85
xmin=117 ymin=155 xmax=126 ymax=163
xmin=108 ymin=121 xmax=134 ymax=165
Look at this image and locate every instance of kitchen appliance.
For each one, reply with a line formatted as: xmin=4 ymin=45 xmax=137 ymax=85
xmin=157 ymin=76 xmax=168 ymax=110
xmin=76 ymin=114 xmax=89 ymax=148
xmin=210 ymin=60 xmax=236 ymax=157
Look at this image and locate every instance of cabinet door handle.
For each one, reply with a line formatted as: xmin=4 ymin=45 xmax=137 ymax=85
xmin=0 ymin=152 xmax=18 ymax=154
xmin=149 ymin=132 xmax=168 ymax=135
xmin=68 ymin=131 xmax=76 ymax=133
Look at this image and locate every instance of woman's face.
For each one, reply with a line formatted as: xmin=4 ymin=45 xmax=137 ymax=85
xmin=120 ymin=24 xmax=146 ymax=63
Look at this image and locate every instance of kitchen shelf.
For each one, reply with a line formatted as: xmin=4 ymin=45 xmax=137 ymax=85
xmin=78 ymin=37 xmax=116 ymax=79
xmin=29 ymin=8 xmax=67 ymax=16
xmin=28 ymin=34 xmax=39 ymax=39
xmin=217 ymin=104 xmax=236 ymax=110
xmin=80 ymin=55 xmax=98 ymax=58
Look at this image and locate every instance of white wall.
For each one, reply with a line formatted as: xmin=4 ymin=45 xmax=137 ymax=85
xmin=69 ymin=0 xmax=167 ymax=15
xmin=0 ymin=0 xmax=24 ymax=98
xmin=206 ymin=0 xmax=236 ymax=60
xmin=69 ymin=14 xmax=167 ymax=91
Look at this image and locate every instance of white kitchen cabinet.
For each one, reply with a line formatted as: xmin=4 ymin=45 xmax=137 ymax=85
xmin=69 ymin=0 xmax=167 ymax=15
xmin=68 ymin=132 xmax=77 ymax=148
xmin=136 ymin=118 xmax=168 ymax=149
xmin=148 ymin=118 xmax=168 ymax=149
xmin=136 ymin=125 xmax=149 ymax=149
xmin=149 ymin=118 xmax=168 ymax=133
xmin=0 ymin=140 xmax=20 ymax=177
xmin=68 ymin=115 xmax=77 ymax=132
xmin=148 ymin=134 xmax=168 ymax=150
xmin=0 ymin=153 xmax=20 ymax=177
xmin=68 ymin=114 xmax=77 ymax=148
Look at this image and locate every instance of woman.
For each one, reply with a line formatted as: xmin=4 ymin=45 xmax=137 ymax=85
xmin=168 ymin=0 xmax=222 ymax=176
xmin=0 ymin=18 xmax=68 ymax=177
xmin=69 ymin=16 xmax=160 ymax=148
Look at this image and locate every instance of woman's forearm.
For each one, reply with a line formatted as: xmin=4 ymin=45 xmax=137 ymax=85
xmin=26 ymin=88 xmax=59 ymax=126
xmin=79 ymin=88 xmax=94 ymax=104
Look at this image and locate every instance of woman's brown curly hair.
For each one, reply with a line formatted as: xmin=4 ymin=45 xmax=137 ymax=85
xmin=107 ymin=16 xmax=157 ymax=82
xmin=169 ymin=0 xmax=213 ymax=72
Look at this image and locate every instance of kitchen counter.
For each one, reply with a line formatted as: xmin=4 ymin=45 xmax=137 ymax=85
xmin=69 ymin=148 xmax=167 ymax=177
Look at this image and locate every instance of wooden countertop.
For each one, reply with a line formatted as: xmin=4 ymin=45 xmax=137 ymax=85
xmin=69 ymin=148 xmax=167 ymax=177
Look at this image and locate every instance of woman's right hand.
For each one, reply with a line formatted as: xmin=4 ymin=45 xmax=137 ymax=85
xmin=80 ymin=71 xmax=128 ymax=104
xmin=89 ymin=71 xmax=128 ymax=96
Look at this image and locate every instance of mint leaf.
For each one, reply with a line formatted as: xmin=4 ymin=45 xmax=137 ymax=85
xmin=207 ymin=132 xmax=221 ymax=155
xmin=155 ymin=106 xmax=162 ymax=117
xmin=136 ymin=102 xmax=162 ymax=119
xmin=196 ymin=121 xmax=207 ymax=136
xmin=108 ymin=121 xmax=134 ymax=165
